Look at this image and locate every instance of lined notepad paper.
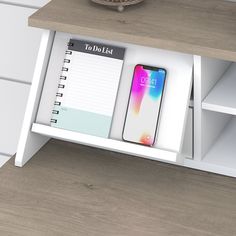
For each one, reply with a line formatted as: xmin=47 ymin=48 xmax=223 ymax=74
xmin=51 ymin=39 xmax=125 ymax=138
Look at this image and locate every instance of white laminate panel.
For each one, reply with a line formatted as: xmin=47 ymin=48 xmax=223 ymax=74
xmin=0 ymin=79 xmax=30 ymax=155
xmin=32 ymin=123 xmax=178 ymax=163
xmin=1 ymin=0 xmax=50 ymax=8
xmin=0 ymin=4 xmax=43 ymax=83
xmin=181 ymin=108 xmax=193 ymax=159
xmin=0 ymin=154 xmax=12 ymax=168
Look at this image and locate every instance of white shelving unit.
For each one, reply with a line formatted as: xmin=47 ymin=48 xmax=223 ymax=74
xmin=183 ymin=60 xmax=236 ymax=177
xmin=195 ymin=63 xmax=236 ymax=174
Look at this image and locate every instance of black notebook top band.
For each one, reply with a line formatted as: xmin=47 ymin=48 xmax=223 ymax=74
xmin=68 ymin=39 xmax=125 ymax=60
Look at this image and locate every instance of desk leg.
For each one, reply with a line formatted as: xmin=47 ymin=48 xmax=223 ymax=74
xmin=15 ymin=30 xmax=55 ymax=167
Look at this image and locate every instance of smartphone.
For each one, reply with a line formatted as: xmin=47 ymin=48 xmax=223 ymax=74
xmin=122 ymin=64 xmax=167 ymax=146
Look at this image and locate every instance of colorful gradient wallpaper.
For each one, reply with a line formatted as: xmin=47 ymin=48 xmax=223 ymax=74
xmin=123 ymin=65 xmax=166 ymax=146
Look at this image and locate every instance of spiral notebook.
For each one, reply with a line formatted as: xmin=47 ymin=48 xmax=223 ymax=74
xmin=51 ymin=39 xmax=125 ymax=138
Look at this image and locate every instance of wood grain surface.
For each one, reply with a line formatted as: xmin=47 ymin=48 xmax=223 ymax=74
xmin=1 ymin=139 xmax=236 ymax=235
xmin=29 ymin=0 xmax=236 ymax=61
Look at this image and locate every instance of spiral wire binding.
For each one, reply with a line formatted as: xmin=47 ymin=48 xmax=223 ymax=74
xmin=51 ymin=41 xmax=73 ymax=124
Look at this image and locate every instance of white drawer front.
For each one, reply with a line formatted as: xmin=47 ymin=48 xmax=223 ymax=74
xmin=3 ymin=0 xmax=50 ymax=8
xmin=0 ymin=4 xmax=43 ymax=83
xmin=0 ymin=79 xmax=30 ymax=155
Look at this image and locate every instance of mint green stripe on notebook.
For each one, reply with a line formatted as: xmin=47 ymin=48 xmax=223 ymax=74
xmin=52 ymin=107 xmax=112 ymax=138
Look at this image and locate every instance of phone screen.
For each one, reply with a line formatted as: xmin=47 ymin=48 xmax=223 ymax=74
xmin=123 ymin=65 xmax=166 ymax=146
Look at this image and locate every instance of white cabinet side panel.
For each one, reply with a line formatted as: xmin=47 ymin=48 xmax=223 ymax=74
xmin=0 ymin=4 xmax=43 ymax=83
xmin=0 ymin=80 xmax=30 ymax=155
xmin=15 ymin=30 xmax=54 ymax=167
xmin=0 ymin=154 xmax=12 ymax=168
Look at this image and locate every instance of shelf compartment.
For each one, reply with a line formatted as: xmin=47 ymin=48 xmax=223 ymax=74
xmin=32 ymin=123 xmax=179 ymax=163
xmin=202 ymin=63 xmax=236 ymax=115
xmin=203 ymin=117 xmax=236 ymax=169
xmin=36 ymin=32 xmax=193 ymax=153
